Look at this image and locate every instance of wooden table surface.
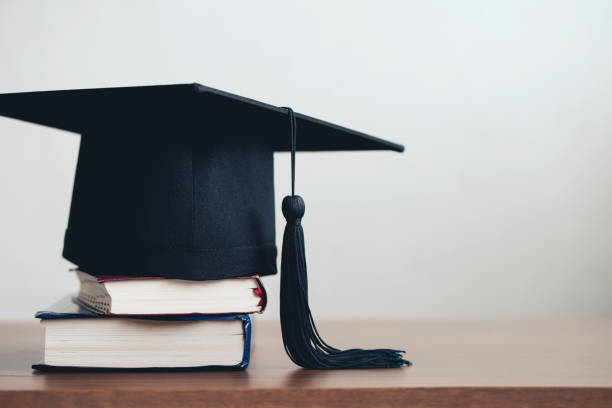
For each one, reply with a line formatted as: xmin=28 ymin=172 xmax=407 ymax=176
xmin=0 ymin=318 xmax=611 ymax=407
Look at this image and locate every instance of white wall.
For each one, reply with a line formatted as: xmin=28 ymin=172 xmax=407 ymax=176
xmin=1 ymin=0 xmax=610 ymax=319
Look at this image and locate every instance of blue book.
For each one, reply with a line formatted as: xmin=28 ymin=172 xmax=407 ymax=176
xmin=33 ymin=296 xmax=252 ymax=371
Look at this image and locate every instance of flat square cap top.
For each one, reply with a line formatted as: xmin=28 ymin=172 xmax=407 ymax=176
xmin=0 ymin=83 xmax=404 ymax=152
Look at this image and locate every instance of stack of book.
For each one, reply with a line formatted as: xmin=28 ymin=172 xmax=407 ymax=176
xmin=34 ymin=270 xmax=267 ymax=370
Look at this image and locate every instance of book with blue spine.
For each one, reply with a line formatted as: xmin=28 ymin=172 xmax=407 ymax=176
xmin=33 ymin=296 xmax=252 ymax=371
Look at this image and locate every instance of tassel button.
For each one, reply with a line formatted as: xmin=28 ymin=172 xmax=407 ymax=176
xmin=282 ymin=195 xmax=305 ymax=225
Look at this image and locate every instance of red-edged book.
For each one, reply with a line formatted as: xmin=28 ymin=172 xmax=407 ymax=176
xmin=75 ymin=270 xmax=267 ymax=315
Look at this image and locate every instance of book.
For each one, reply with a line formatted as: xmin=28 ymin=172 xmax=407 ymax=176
xmin=33 ymin=296 xmax=252 ymax=371
xmin=75 ymin=270 xmax=267 ymax=315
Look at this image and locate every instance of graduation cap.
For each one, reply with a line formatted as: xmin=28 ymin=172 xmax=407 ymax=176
xmin=0 ymin=84 xmax=410 ymax=369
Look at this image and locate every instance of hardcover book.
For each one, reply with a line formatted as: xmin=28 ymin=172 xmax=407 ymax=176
xmin=75 ymin=270 xmax=267 ymax=315
xmin=33 ymin=296 xmax=252 ymax=371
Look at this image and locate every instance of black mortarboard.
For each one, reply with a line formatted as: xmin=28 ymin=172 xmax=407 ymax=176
xmin=0 ymin=84 xmax=409 ymax=369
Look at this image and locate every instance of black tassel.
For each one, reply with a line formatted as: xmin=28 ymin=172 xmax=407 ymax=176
xmin=279 ymin=107 xmax=411 ymax=369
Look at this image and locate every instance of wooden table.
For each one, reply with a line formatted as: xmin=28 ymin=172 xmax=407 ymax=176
xmin=0 ymin=318 xmax=610 ymax=407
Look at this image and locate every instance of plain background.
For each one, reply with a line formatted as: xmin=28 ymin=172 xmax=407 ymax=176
xmin=0 ymin=0 xmax=610 ymax=320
